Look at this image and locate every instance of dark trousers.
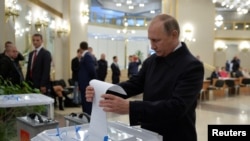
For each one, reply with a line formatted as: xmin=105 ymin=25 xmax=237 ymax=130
xmin=112 ymin=76 xmax=120 ymax=84
xmin=81 ymin=91 xmax=92 ymax=115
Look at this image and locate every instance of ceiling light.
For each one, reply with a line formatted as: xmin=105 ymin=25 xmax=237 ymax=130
xmin=126 ymin=0 xmax=132 ymax=5
xmin=150 ymin=10 xmax=155 ymax=14
xmin=139 ymin=3 xmax=144 ymax=7
xmin=213 ymin=0 xmax=250 ymax=14
xmin=116 ymin=3 xmax=122 ymax=7
xmin=215 ymin=15 xmax=223 ymax=27
xmin=128 ymin=6 xmax=134 ymax=9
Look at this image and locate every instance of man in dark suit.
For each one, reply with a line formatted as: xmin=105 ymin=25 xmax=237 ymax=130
xmin=26 ymin=33 xmax=51 ymax=95
xmin=96 ymin=53 xmax=108 ymax=81
xmin=111 ymin=56 xmax=121 ymax=84
xmin=0 ymin=41 xmax=24 ymax=69
xmin=71 ymin=48 xmax=82 ymax=104
xmin=78 ymin=41 xmax=97 ymax=115
xmin=86 ymin=14 xmax=204 ymax=141
xmin=0 ymin=44 xmax=24 ymax=85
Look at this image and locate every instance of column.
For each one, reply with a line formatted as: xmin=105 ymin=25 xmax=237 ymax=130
xmin=176 ymin=0 xmax=215 ymax=77
xmin=0 ymin=0 xmax=5 ymax=51
xmin=61 ymin=0 xmax=88 ymax=80
xmin=161 ymin=0 xmax=177 ymax=16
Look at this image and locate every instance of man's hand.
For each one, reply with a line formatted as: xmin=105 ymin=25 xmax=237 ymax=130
xmin=86 ymin=86 xmax=95 ymax=102
xmin=40 ymin=87 xmax=47 ymax=94
xmin=100 ymin=94 xmax=129 ymax=115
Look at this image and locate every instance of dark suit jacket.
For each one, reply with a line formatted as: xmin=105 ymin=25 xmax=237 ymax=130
xmin=111 ymin=62 xmax=121 ymax=84
xmin=71 ymin=57 xmax=80 ymax=82
xmin=78 ymin=52 xmax=97 ymax=92
xmin=118 ymin=43 xmax=204 ymax=141
xmin=26 ymin=48 xmax=51 ymax=90
xmin=0 ymin=55 xmax=24 ymax=85
xmin=97 ymin=59 xmax=108 ymax=81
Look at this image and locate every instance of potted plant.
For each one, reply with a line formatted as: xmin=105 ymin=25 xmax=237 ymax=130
xmin=0 ymin=77 xmax=45 ymax=140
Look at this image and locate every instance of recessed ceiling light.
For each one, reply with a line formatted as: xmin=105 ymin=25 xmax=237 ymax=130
xmin=116 ymin=3 xmax=122 ymax=7
xmin=139 ymin=3 xmax=144 ymax=7
xmin=128 ymin=6 xmax=134 ymax=9
xmin=150 ymin=10 xmax=155 ymax=14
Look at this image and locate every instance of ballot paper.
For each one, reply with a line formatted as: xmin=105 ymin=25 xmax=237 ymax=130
xmin=88 ymin=79 xmax=127 ymax=141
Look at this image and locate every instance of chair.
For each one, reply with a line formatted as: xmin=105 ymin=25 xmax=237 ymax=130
xmin=240 ymin=78 xmax=250 ymax=94
xmin=224 ymin=79 xmax=238 ymax=96
xmin=52 ymin=79 xmax=78 ymax=107
xmin=199 ymin=80 xmax=210 ymax=102
xmin=68 ymin=78 xmax=74 ymax=86
xmin=207 ymin=79 xmax=225 ymax=99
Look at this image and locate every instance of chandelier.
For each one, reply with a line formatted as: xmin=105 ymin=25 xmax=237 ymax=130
xmin=34 ymin=11 xmax=50 ymax=31
xmin=117 ymin=16 xmax=136 ymax=34
xmin=212 ymin=0 xmax=250 ymax=14
xmin=5 ymin=0 xmax=21 ymax=22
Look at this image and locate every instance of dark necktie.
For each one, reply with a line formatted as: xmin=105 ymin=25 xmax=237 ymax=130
xmin=30 ymin=50 xmax=37 ymax=78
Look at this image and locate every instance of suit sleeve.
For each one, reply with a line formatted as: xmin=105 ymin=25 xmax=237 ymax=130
xmin=0 ymin=58 xmax=10 ymax=78
xmin=71 ymin=58 xmax=79 ymax=72
xmin=41 ymin=51 xmax=51 ymax=87
xmin=85 ymin=54 xmax=97 ymax=79
xmin=17 ymin=52 xmax=24 ymax=61
xmin=25 ymin=53 xmax=32 ymax=81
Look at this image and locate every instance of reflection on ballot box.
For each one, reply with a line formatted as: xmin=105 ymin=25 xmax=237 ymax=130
xmin=31 ymin=121 xmax=163 ymax=141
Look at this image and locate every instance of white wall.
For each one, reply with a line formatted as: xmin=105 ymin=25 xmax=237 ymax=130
xmin=177 ymin=0 xmax=215 ymax=77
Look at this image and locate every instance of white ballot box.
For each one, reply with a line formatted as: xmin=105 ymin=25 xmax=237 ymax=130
xmin=31 ymin=121 xmax=163 ymax=141
xmin=0 ymin=94 xmax=54 ymax=119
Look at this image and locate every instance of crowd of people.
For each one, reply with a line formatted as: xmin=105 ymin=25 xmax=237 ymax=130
xmin=210 ymin=56 xmax=250 ymax=82
xmin=0 ymin=34 xmax=142 ymax=112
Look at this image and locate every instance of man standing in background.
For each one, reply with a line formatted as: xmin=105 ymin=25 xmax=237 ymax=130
xmin=111 ymin=56 xmax=121 ymax=84
xmin=97 ymin=53 xmax=108 ymax=81
xmin=78 ymin=41 xmax=97 ymax=115
xmin=0 ymin=44 xmax=24 ymax=85
xmin=26 ymin=33 xmax=51 ymax=95
xmin=0 ymin=41 xmax=24 ymax=70
xmin=71 ymin=48 xmax=83 ymax=105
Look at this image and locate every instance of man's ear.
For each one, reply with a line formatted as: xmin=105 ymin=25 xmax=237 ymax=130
xmin=172 ymin=30 xmax=179 ymax=38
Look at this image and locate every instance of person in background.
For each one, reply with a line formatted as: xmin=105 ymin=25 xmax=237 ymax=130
xmin=210 ymin=66 xmax=221 ymax=84
xmin=242 ymin=68 xmax=250 ymax=78
xmin=0 ymin=41 xmax=24 ymax=70
xmin=225 ymin=60 xmax=232 ymax=73
xmin=128 ymin=55 xmax=141 ymax=79
xmin=86 ymin=14 xmax=204 ymax=141
xmin=111 ymin=56 xmax=121 ymax=84
xmin=97 ymin=53 xmax=108 ymax=81
xmin=231 ymin=56 xmax=240 ymax=76
xmin=78 ymin=41 xmax=97 ymax=115
xmin=0 ymin=44 xmax=24 ymax=85
xmin=235 ymin=67 xmax=244 ymax=78
xmin=71 ymin=48 xmax=83 ymax=105
xmin=26 ymin=33 xmax=52 ymax=95
xmin=88 ymin=46 xmax=98 ymax=70
xmin=219 ymin=66 xmax=228 ymax=78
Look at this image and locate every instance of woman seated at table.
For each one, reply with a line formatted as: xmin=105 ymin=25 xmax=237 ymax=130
xmin=219 ymin=66 xmax=229 ymax=78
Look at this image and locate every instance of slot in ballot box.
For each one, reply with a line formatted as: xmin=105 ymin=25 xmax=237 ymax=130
xmin=31 ymin=121 xmax=163 ymax=141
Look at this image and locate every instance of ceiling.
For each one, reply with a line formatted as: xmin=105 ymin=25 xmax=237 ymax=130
xmin=88 ymin=0 xmax=250 ymax=40
xmin=90 ymin=0 xmax=162 ymax=19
